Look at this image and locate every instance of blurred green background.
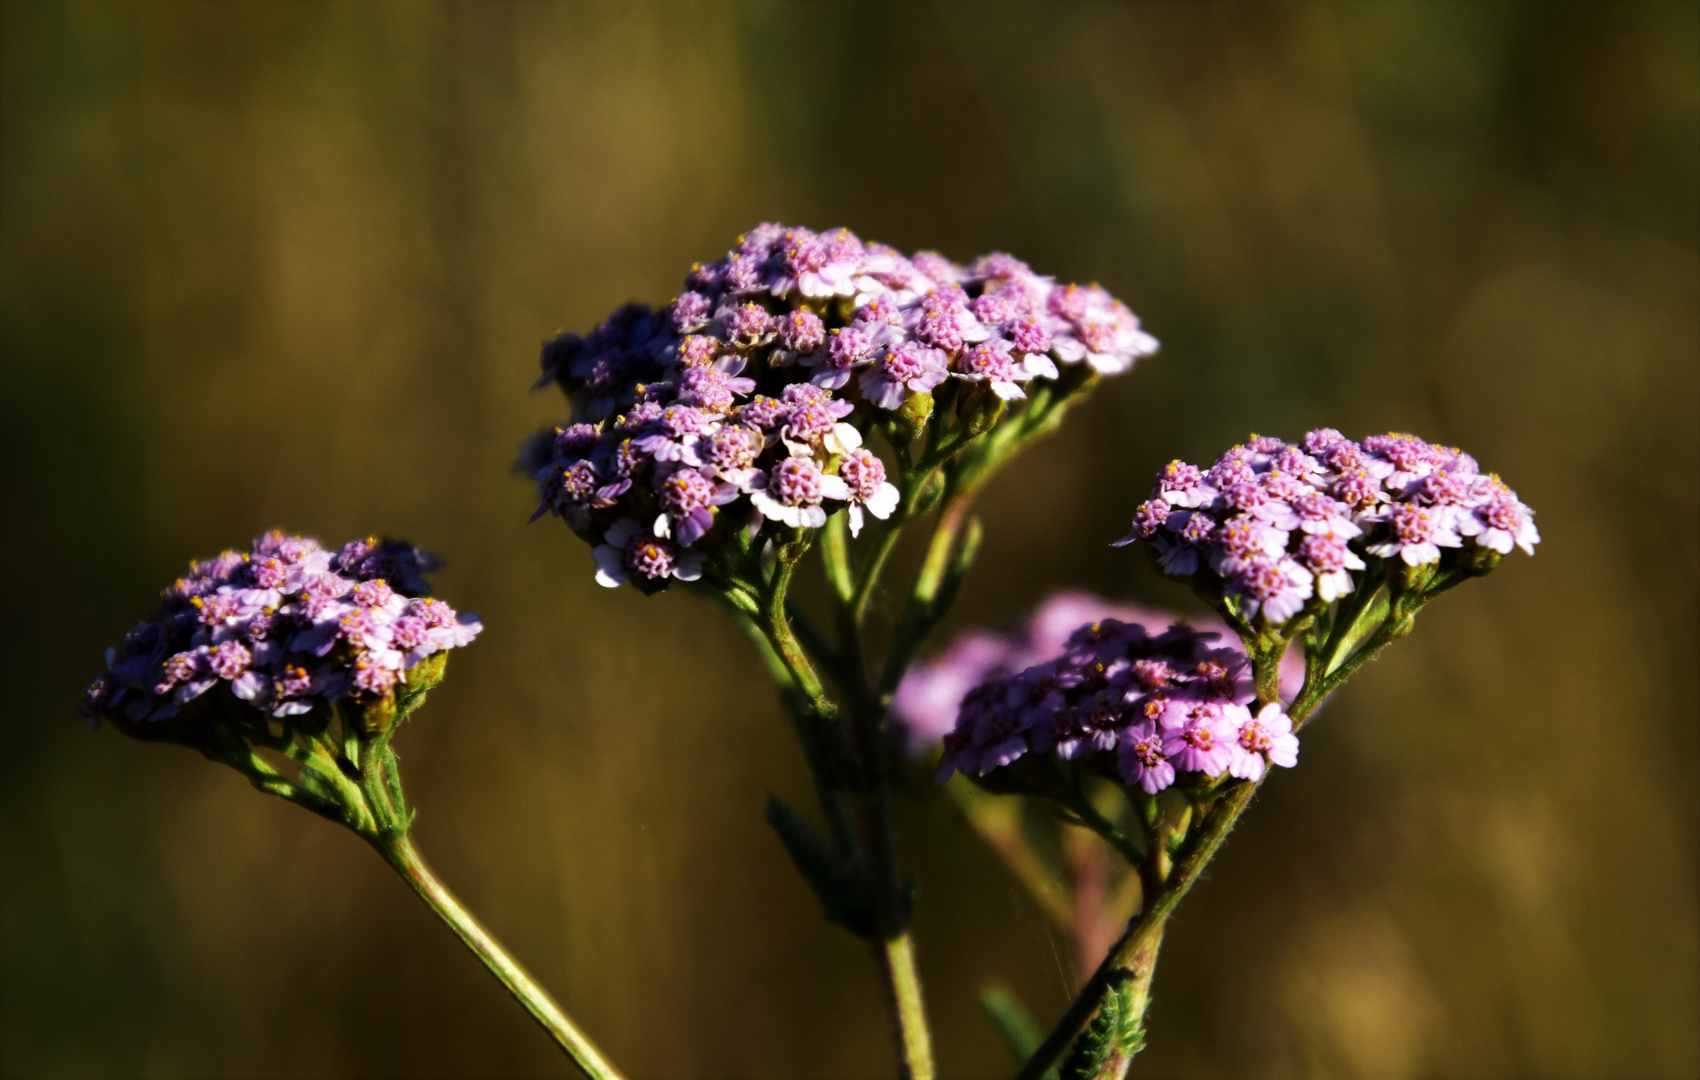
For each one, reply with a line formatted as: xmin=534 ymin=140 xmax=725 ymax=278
xmin=3 ymin=2 xmax=1695 ymax=1077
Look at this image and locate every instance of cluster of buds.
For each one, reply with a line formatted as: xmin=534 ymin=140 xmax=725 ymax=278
xmin=1118 ymin=430 xmax=1540 ymax=625
xmin=79 ymin=531 xmax=481 ymax=740
xmin=526 ymin=224 xmax=1157 ymax=591
xmin=936 ymin=618 xmax=1298 ymax=795
xmin=892 ymin=591 xmax=1304 ymax=757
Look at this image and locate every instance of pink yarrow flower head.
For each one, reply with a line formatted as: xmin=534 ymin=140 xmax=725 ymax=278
xmin=528 ymin=225 xmax=1157 ymax=591
xmin=80 ymin=531 xmax=480 ymax=738
xmin=1457 ymin=482 xmax=1540 ymax=555
xmin=897 ymin=591 xmax=1307 ymax=759
xmin=804 ymin=324 xmax=891 ymax=390
xmin=654 ymin=465 xmax=740 ymax=547
xmin=772 ymin=308 xmax=825 ymax=365
xmin=1120 ymin=430 xmax=1538 ymax=627
xmin=932 ymin=603 xmax=1304 ymax=793
xmin=1046 ymin=284 xmax=1159 ymax=375
xmin=1365 ymin=502 xmax=1463 ymax=566
xmin=1231 ymin=557 xmax=1315 ymax=625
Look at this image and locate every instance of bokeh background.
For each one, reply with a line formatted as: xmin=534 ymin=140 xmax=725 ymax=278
xmin=3 ymin=2 xmax=1696 ymax=1077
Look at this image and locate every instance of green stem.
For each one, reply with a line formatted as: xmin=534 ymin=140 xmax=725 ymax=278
xmin=1321 ymin=585 xmax=1388 ymax=677
xmin=850 ymin=523 xmax=904 ymax=626
xmin=821 ymin=511 xmax=855 ymax=605
xmin=753 ymin=562 xmax=935 ymax=1078
xmin=1016 ymin=774 xmax=1264 ymax=1080
xmin=700 ymin=583 xmax=797 ymax=689
xmin=738 ymin=386 xmax=1099 ymax=1076
xmin=1014 ymin=910 xmax=1169 ymax=1080
xmin=294 ymin=735 xmax=377 ymax=836
xmin=876 ymin=490 xmax=975 ymax=703
xmin=871 ymin=932 xmax=935 ymax=1080
xmin=216 ymin=732 xmax=344 ymax=826
xmin=377 ymin=835 xmax=625 ymax=1080
xmin=1292 ymin=587 xmax=1428 ymax=726
xmin=1059 ymin=787 xmax=1144 ymax=870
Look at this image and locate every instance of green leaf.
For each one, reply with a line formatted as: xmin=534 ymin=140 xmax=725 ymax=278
xmin=782 ymin=693 xmax=865 ymax=792
xmin=764 ymin=797 xmax=875 ymax=938
xmin=980 ymin=983 xmax=1049 ymax=1070
xmin=1059 ymin=982 xmax=1120 ymax=1080
xmin=1058 ymin=979 xmax=1149 ymax=1080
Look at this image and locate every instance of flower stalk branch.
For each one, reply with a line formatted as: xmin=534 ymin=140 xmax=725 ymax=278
xmin=83 ymin=532 xmax=625 ymax=1076
xmin=947 ymin=430 xmax=1538 ymax=1078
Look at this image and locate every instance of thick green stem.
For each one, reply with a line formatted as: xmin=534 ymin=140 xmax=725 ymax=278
xmin=756 ymin=561 xmax=936 ymax=1079
xmin=1014 ymin=910 xmax=1169 ymax=1080
xmin=212 ymin=702 xmax=621 ymax=1076
xmin=734 ymin=388 xmax=1099 ymax=1076
xmin=378 ymin=835 xmax=624 ymax=1080
xmin=871 ymin=932 xmax=935 ymax=1080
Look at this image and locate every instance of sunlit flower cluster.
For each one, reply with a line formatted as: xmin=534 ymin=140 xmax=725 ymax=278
xmin=936 ymin=617 xmax=1296 ymax=793
xmin=1117 ymin=430 xmax=1540 ymax=624
xmin=80 ymin=531 xmax=481 ymax=729
xmin=527 ymin=224 xmax=1158 ymax=591
xmin=892 ymin=591 xmax=1304 ymax=757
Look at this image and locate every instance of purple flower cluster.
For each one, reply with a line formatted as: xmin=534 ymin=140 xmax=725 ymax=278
xmin=892 ymin=591 xmax=1304 ymax=756
xmin=528 ymin=225 xmax=1157 ymax=591
xmin=935 ymin=618 xmax=1297 ymax=793
xmin=80 ymin=531 xmax=481 ymax=728
xmin=1117 ymin=431 xmax=1540 ymax=624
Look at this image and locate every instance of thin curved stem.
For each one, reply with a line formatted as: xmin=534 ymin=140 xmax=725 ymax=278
xmin=1057 ymin=786 xmax=1143 ymax=870
xmin=378 ymin=834 xmax=625 ymax=1080
xmin=876 ymin=490 xmax=976 ymax=703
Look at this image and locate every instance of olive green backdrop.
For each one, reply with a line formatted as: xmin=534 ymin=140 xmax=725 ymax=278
xmin=3 ymin=2 xmax=1695 ymax=1077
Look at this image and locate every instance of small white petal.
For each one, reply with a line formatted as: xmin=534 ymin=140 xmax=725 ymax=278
xmin=818 ymin=474 xmax=852 ymax=501
xmin=828 ymin=422 xmax=862 ymax=453
xmin=866 ymin=483 xmax=900 ymax=519
xmin=592 ymin=545 xmax=627 ymax=588
xmin=1051 ymin=337 xmax=1087 ymax=363
xmin=673 ymin=551 xmax=705 ymax=582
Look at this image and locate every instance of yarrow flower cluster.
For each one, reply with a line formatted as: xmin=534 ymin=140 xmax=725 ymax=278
xmin=936 ymin=618 xmax=1297 ymax=793
xmin=892 ymin=591 xmax=1304 ymax=756
xmin=527 ymin=224 xmax=1157 ymax=591
xmin=1117 ymin=430 xmax=1540 ymax=623
xmin=79 ymin=531 xmax=481 ymax=730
